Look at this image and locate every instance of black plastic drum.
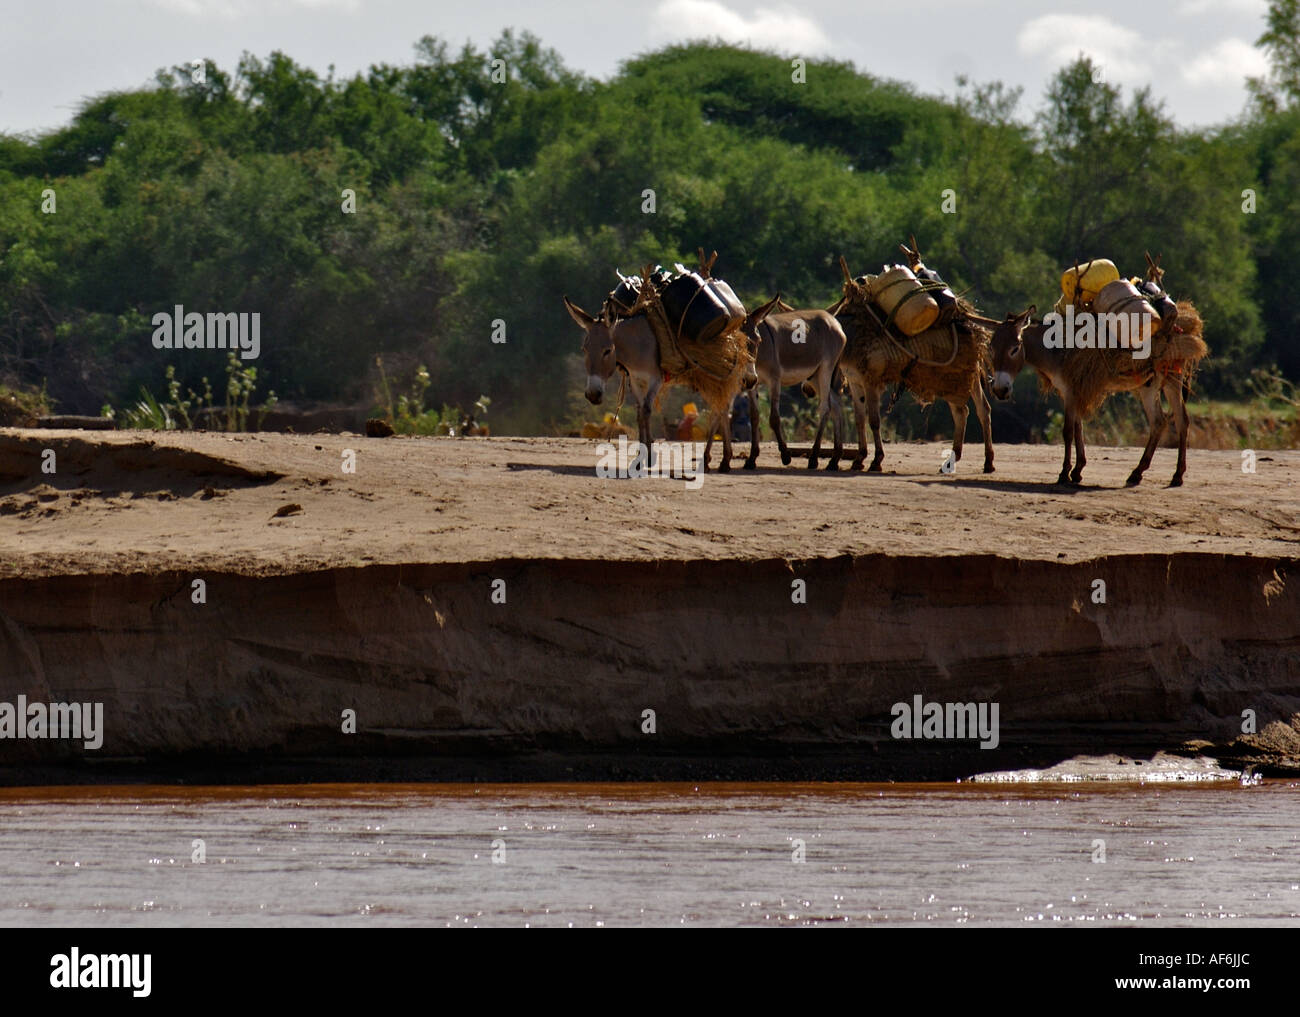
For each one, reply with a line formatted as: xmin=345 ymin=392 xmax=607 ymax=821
xmin=1138 ymin=280 xmax=1178 ymax=323
xmin=610 ymin=275 xmax=642 ymax=313
xmin=660 ymin=272 xmax=725 ymax=343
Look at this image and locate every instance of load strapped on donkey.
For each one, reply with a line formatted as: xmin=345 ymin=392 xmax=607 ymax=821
xmin=987 ymin=250 xmax=1209 ymax=488
xmin=833 ymin=235 xmax=994 ymax=410
xmin=602 ymin=248 xmax=758 ymax=414
xmin=827 ymin=236 xmax=996 ymax=474
xmin=1046 ymin=251 xmax=1208 ymax=416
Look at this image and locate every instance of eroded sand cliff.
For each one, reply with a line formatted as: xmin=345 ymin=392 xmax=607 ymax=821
xmin=1 ymin=431 xmax=1296 ymax=781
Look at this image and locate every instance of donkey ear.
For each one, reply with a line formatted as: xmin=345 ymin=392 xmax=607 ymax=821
xmin=563 ymin=296 xmax=596 ymax=329
xmin=747 ymin=293 xmax=783 ymax=329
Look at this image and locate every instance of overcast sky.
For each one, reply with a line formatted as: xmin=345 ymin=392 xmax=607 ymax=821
xmin=0 ymin=0 xmax=1276 ymax=137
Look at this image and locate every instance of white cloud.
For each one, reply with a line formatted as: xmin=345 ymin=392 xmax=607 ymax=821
xmin=1176 ymin=0 xmax=1266 ymax=15
xmin=1180 ymin=37 xmax=1269 ymax=86
xmin=650 ymin=0 xmax=832 ymax=54
xmin=1019 ymin=13 xmax=1268 ymax=99
xmin=143 ymin=0 xmax=359 ymax=16
xmin=1017 ymin=14 xmax=1174 ymax=85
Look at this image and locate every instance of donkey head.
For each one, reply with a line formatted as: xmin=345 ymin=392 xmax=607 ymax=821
xmin=989 ymin=305 xmax=1036 ymax=401
xmin=737 ymin=294 xmax=783 ymax=384
xmin=564 ymin=296 xmax=617 ymax=405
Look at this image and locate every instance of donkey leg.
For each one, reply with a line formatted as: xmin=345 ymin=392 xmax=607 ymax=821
xmin=848 ymin=379 xmax=869 ymax=470
xmin=722 ymin=408 xmax=733 ymax=475
xmin=745 ymin=387 xmax=760 ymax=470
xmin=948 ymin=399 xmax=969 ymax=471
xmin=641 ymin=412 xmax=655 ymax=461
xmin=809 ymin=400 xmax=831 ymax=470
xmin=1069 ymin=416 xmax=1086 ymax=485
xmin=1127 ymin=384 xmax=1167 ymax=487
xmin=639 ymin=378 xmax=660 ymax=468
xmin=827 ymin=383 xmax=844 ymax=471
xmin=973 ymin=379 xmax=995 ymax=473
xmin=770 ymin=388 xmax=791 ymax=466
xmin=1168 ymin=379 xmax=1190 ymax=487
xmin=867 ymin=385 xmax=885 ymax=472
xmin=808 ymin=371 xmax=834 ymax=470
xmin=718 ymin=409 xmax=733 ymax=473
xmin=1057 ymin=405 xmax=1075 ymax=485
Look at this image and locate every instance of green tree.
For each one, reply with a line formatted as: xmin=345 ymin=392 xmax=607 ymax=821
xmin=1250 ymin=0 xmax=1300 ymax=111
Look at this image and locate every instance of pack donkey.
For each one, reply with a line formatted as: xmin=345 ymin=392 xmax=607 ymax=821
xmin=989 ymin=294 xmax=1208 ymax=487
xmin=833 ymin=248 xmax=995 ymax=474
xmin=745 ymin=305 xmax=848 ymax=470
xmin=562 ymin=292 xmax=780 ymax=471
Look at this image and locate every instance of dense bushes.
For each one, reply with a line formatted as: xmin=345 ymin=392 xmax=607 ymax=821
xmin=1 ymin=25 xmax=1297 ymax=434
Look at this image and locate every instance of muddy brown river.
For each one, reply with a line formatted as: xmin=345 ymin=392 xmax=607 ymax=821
xmin=2 ymin=780 xmax=1297 ymax=927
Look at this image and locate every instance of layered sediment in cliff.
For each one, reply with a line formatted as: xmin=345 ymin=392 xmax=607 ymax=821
xmin=2 ymin=552 xmax=1296 ymax=782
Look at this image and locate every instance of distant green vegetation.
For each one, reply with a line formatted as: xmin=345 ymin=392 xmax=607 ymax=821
xmin=110 ymin=357 xmax=276 ymax=432
xmin=2 ymin=10 xmax=1299 ymax=437
xmin=0 ymin=380 xmax=51 ymax=426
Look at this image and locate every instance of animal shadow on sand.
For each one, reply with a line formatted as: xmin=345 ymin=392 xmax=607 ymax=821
xmin=507 ymin=458 xmax=867 ymax=479
xmin=911 ymin=476 xmax=1099 ymax=495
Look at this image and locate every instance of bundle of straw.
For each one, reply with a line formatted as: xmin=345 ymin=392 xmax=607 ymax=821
xmin=620 ymin=263 xmax=753 ymax=416
xmin=1050 ymin=300 xmax=1209 ymax=416
xmin=836 ymin=272 xmax=991 ymax=406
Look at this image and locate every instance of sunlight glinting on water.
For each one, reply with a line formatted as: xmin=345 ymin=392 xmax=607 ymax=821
xmin=1 ymin=782 xmax=1297 ymax=927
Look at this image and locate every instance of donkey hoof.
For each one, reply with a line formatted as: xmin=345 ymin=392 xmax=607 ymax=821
xmin=718 ymin=460 xmax=731 ymax=474
xmin=1125 ymin=472 xmax=1142 ymax=487
xmin=1168 ymin=475 xmax=1184 ymax=488
xmin=984 ymin=461 xmax=995 ymax=474
xmin=1056 ymin=471 xmax=1072 ymax=486
xmin=807 ymin=457 xmax=819 ymax=470
xmin=1070 ymin=470 xmax=1084 ymax=485
xmin=780 ymin=451 xmax=792 ymax=466
xmin=868 ymin=461 xmax=884 ymax=474
xmin=743 ymin=458 xmax=757 ymax=471
xmin=825 ymin=458 xmax=840 ymax=472
xmin=850 ymin=459 xmax=865 ymax=472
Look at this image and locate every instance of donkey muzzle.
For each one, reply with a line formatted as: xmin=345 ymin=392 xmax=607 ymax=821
xmin=585 ymin=375 xmax=604 ymax=404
